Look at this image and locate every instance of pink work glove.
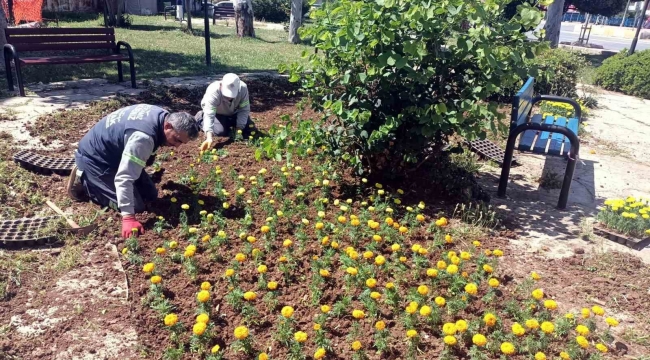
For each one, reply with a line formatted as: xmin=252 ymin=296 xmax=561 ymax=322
xmin=122 ymin=215 xmax=144 ymax=238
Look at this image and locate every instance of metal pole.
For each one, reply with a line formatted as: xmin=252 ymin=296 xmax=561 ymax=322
xmin=629 ymin=0 xmax=650 ymax=55
xmin=204 ymin=0 xmax=211 ymax=65
xmin=621 ymin=0 xmax=631 ymax=27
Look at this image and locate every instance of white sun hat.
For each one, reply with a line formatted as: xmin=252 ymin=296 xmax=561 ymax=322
xmin=221 ymin=73 xmax=241 ymax=98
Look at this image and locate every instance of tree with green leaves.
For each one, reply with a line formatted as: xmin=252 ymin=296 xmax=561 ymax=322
xmin=568 ymin=0 xmax=631 ymax=17
xmin=284 ymin=0 xmax=547 ymax=174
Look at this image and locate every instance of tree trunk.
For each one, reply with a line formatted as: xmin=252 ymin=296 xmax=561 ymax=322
xmin=184 ymin=0 xmax=192 ymax=31
xmin=234 ymin=0 xmax=255 ymax=38
xmin=544 ymin=0 xmax=565 ymax=48
xmin=288 ymin=0 xmax=302 ymax=43
xmin=0 ymin=4 xmax=7 ymax=66
xmin=104 ymin=0 xmax=126 ymax=27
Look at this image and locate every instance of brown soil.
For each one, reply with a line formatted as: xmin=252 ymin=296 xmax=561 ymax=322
xmin=1 ymin=82 xmax=648 ymax=360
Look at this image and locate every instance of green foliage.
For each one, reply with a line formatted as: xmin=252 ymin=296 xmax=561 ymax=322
xmin=567 ymin=0 xmax=629 ymax=17
xmin=253 ymin=0 xmax=310 ymax=23
xmin=283 ymin=0 xmax=547 ymax=174
xmin=531 ymin=48 xmax=586 ymax=98
xmin=595 ymin=50 xmax=650 ymax=100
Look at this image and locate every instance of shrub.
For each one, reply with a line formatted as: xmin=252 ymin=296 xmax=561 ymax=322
xmin=530 ymin=48 xmax=586 ymax=98
xmin=283 ymin=0 xmax=547 ymax=174
xmin=595 ymin=50 xmax=650 ymax=99
xmin=253 ymin=0 xmax=310 ymax=23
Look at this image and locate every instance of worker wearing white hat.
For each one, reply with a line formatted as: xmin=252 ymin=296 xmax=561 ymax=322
xmin=197 ymin=73 xmax=256 ymax=151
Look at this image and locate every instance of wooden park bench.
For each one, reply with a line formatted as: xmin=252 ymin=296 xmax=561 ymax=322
xmin=3 ymin=27 xmax=136 ymax=97
xmin=212 ymin=1 xmax=235 ymax=24
xmin=497 ymin=77 xmax=582 ymax=209
xmin=162 ymin=1 xmax=177 ymax=20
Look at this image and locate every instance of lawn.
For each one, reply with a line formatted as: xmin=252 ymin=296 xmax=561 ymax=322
xmin=3 ymin=14 xmax=311 ymax=87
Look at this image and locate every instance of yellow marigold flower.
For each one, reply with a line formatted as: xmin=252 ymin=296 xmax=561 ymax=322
xmin=445 ymin=234 xmax=453 ymax=244
xmin=484 ymin=313 xmax=497 ymax=327
xmin=196 ymin=313 xmax=209 ymax=324
xmin=443 ymin=335 xmax=457 ymax=346
xmin=234 ymin=326 xmax=249 ymax=340
xmin=320 ymin=305 xmax=331 ymax=313
xmin=605 ymin=317 xmax=619 ymax=327
xmin=352 ymin=309 xmax=366 ymax=319
xmin=411 ymin=244 xmax=421 ymax=253
xmin=366 ymin=278 xmax=378 ymax=288
xmin=294 ymin=331 xmax=308 ymax=343
xmin=458 ymin=251 xmax=470 ymax=260
xmin=512 ymin=323 xmax=526 ymax=336
xmin=542 ymin=299 xmax=557 ymax=310
xmin=483 ymin=264 xmax=494 ymax=273
xmin=405 ymin=301 xmax=419 ymax=314
xmin=374 ymin=255 xmax=386 ymax=265
xmin=455 ymin=319 xmax=468 ymax=333
xmin=267 ymin=281 xmax=278 ymax=290
xmin=258 ymin=353 xmax=268 ymax=360
xmin=164 ymin=313 xmax=178 ymax=326
xmin=435 ymin=217 xmax=448 ymax=227
xmin=385 ymin=282 xmax=395 ymax=289
xmin=363 ymin=251 xmax=374 ymax=260
xmin=277 ymin=211 xmax=284 ymax=217
xmin=442 ymin=322 xmax=457 ymax=336
xmin=337 ymin=216 xmax=347 ymax=223
xmin=281 ymin=306 xmax=294 ymax=318
xmin=399 ymin=226 xmax=408 ymax=234
xmin=485 ymin=249 xmax=492 ymax=256
xmin=315 ymin=222 xmax=324 ymax=230
xmin=437 ymin=260 xmax=447 ymax=270
xmin=385 ymin=217 xmax=394 ymax=226
xmin=416 ymin=214 xmax=425 ymax=222
xmin=501 ymin=342 xmax=515 ymax=355
xmin=465 ymin=283 xmax=478 ymax=295
xmin=181 ymin=204 xmax=190 ymax=210
xmin=391 ymin=243 xmax=401 ymax=252
xmin=427 ymin=268 xmax=439 ymax=278
xmin=313 ymin=323 xmax=322 ymax=331
xmin=534 ymin=352 xmax=546 ymax=360
xmin=493 ymin=249 xmax=504 ymax=257
xmin=155 ymin=247 xmax=166 ymax=255
xmin=373 ymin=320 xmax=386 ymax=331
xmin=351 ymin=340 xmax=362 ymax=351
xmin=211 ymin=344 xmax=220 ymax=354
xmin=446 ymin=264 xmax=459 ymax=274
xmin=472 ymin=334 xmax=487 ymax=347
xmin=560 ymin=351 xmax=570 ymax=359
xmin=417 ymin=285 xmax=429 ymax=295
xmin=581 ymin=308 xmax=590 ymax=318
xmin=434 ymin=296 xmax=446 ymax=307
xmin=197 ymin=290 xmax=210 ymax=303
xmin=142 ymin=262 xmax=155 ymax=274
xmin=575 ymin=325 xmax=589 ymax=336
xmin=331 ymin=242 xmax=339 ymax=249
xmin=488 ymin=278 xmax=500 ymax=288
xmin=565 ymin=312 xmax=574 ymax=320
xmin=225 ymin=269 xmax=236 ymax=277
xmin=319 ymin=268 xmax=331 ymax=277
xmin=188 ymin=227 xmax=197 ymax=234
xmin=592 ymin=305 xmax=605 ymax=316
xmin=399 ymin=256 xmax=407 ymax=263
xmin=532 ymin=289 xmax=544 ymax=300
xmin=407 ymin=329 xmax=418 ymax=338
xmin=372 ymin=234 xmax=382 ymax=242
xmin=596 ymin=343 xmax=608 ymax=353
xmin=243 ymin=291 xmax=257 ymax=301
xmin=170 ymin=197 xmax=177 ymax=203
xmin=525 ymin=319 xmax=539 ymax=330
xmin=193 ymin=322 xmax=207 ymax=336
xmin=576 ymin=335 xmax=589 ymax=348
xmin=260 ymin=225 xmax=270 ymax=234
xmin=536 ymin=322 xmax=553 ymax=335
xmin=150 ymin=275 xmax=162 ymax=284
xmin=314 ymin=348 xmax=326 ymax=359
xmin=531 ymin=271 xmax=541 ymax=280
xmin=169 ymin=241 xmax=178 ymax=249
xmin=346 ymin=267 xmax=358 ymax=276
xmin=370 ymin=291 xmax=381 ymax=300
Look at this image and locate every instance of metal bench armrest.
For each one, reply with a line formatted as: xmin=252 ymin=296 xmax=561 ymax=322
xmin=116 ymin=41 xmax=134 ymax=57
xmin=4 ymin=44 xmax=18 ymax=61
xmin=531 ymin=95 xmax=582 ymax=121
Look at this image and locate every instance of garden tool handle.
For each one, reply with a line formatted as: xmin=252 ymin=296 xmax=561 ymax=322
xmin=46 ymin=200 xmax=80 ymax=229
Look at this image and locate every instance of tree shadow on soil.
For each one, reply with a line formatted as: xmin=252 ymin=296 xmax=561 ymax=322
xmin=477 ymin=155 xmax=599 ymax=242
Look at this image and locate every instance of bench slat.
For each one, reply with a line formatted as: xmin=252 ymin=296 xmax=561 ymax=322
xmin=532 ymin=115 xmax=556 ymax=154
xmin=566 ymin=118 xmax=579 ymax=142
xmin=19 ymin=54 xmax=129 ymax=65
xmin=517 ymin=114 xmax=543 ymax=151
xmin=513 ymin=77 xmax=534 ymax=126
xmin=12 ymin=43 xmax=115 ymax=52
xmin=548 ymin=117 xmax=567 ymax=156
xmin=6 ymin=28 xmax=114 ymax=36
xmin=6 ymin=35 xmax=115 ymax=44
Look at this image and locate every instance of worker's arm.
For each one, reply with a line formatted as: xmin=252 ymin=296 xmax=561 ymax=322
xmin=201 ymin=83 xmax=221 ymax=149
xmin=235 ymin=86 xmax=251 ymax=129
xmin=115 ymin=130 xmax=155 ymax=216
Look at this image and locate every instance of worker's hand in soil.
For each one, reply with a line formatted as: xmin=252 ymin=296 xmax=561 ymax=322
xmin=122 ymin=215 xmax=144 ymax=238
xmin=200 ymin=134 xmax=214 ymax=152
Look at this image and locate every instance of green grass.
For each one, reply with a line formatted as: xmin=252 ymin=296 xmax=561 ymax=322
xmin=4 ymin=14 xmax=311 ymax=87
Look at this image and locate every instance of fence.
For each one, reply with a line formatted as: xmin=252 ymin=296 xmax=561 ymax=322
xmin=563 ymin=12 xmax=642 ymax=28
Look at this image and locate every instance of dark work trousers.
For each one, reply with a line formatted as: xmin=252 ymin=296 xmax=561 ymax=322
xmin=75 ymin=151 xmax=158 ymax=213
xmin=194 ymin=111 xmax=256 ymax=138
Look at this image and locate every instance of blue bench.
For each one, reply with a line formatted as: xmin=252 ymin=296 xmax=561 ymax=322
xmin=497 ymin=77 xmax=582 ymax=209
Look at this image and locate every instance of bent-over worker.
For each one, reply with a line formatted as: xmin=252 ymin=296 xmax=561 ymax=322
xmin=66 ymin=104 xmax=200 ymax=238
xmin=196 ymin=73 xmax=256 ymax=151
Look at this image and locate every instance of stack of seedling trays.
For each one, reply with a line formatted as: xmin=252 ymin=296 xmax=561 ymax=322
xmin=0 ymin=216 xmax=62 ymax=248
xmin=13 ymin=150 xmax=75 ymax=176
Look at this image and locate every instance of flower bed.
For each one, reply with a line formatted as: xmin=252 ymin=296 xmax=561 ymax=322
xmin=119 ymin=122 xmax=622 ymax=360
xmin=595 ymin=197 xmax=650 ymax=250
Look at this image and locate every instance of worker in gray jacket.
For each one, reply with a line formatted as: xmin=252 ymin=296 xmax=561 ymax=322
xmin=197 ymin=73 xmax=256 ymax=151
xmin=66 ymin=104 xmax=199 ymax=238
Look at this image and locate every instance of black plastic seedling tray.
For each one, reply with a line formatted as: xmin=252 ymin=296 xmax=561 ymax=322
xmin=13 ymin=150 xmax=75 ymax=176
xmin=0 ymin=216 xmax=62 ymax=248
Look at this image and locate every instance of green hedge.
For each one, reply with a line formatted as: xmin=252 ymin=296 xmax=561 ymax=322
xmin=531 ymin=48 xmax=586 ymax=98
xmin=595 ymin=50 xmax=650 ymax=99
xmin=253 ymin=0 xmax=310 ymax=23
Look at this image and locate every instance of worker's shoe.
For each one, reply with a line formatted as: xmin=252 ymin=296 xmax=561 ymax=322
xmin=66 ymin=165 xmax=88 ymax=202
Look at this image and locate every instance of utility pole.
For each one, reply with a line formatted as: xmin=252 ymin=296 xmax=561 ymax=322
xmin=204 ymin=0 xmax=211 ymax=65
xmin=629 ymin=0 xmax=650 ymax=54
